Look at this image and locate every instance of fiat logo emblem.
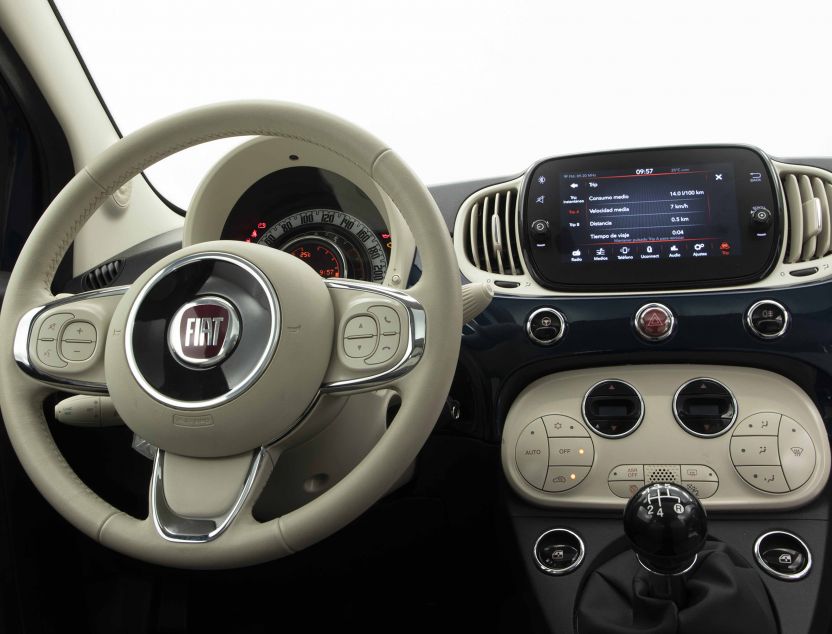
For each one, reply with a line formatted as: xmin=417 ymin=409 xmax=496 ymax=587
xmin=168 ymin=296 xmax=241 ymax=368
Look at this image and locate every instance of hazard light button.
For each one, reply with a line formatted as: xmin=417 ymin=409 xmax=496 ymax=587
xmin=634 ymin=303 xmax=675 ymax=342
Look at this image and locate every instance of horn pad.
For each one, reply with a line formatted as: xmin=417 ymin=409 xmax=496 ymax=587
xmin=105 ymin=241 xmax=333 ymax=457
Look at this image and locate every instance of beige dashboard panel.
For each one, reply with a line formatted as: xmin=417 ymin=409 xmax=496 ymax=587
xmin=501 ymin=365 xmax=830 ymax=510
xmin=184 ymin=136 xmax=415 ymax=289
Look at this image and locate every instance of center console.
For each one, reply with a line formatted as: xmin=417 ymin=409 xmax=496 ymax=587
xmin=502 ymin=365 xmax=829 ymax=510
xmin=444 ymin=143 xmax=832 ymax=633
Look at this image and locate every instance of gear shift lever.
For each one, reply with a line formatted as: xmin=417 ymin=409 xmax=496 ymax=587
xmin=624 ymin=482 xmax=707 ymax=575
xmin=623 ymin=482 xmax=707 ymax=604
xmin=577 ymin=481 xmax=777 ymax=633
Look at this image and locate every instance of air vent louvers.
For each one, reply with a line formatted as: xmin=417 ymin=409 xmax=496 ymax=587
xmin=781 ymin=169 xmax=832 ymax=263
xmin=463 ymin=187 xmax=524 ymax=276
xmin=81 ymin=259 xmax=123 ymax=291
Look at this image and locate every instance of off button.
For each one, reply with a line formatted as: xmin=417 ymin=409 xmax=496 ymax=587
xmin=634 ymin=303 xmax=675 ymax=342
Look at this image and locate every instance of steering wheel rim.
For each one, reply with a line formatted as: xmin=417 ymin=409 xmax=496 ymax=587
xmin=0 ymin=101 xmax=462 ymax=568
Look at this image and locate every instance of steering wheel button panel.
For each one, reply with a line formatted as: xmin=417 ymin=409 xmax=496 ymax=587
xmin=36 ymin=338 xmax=66 ymax=368
xmin=343 ymin=336 xmax=377 ymax=358
xmin=543 ymin=466 xmax=591 ymax=492
xmin=730 ymin=436 xmax=781 ymax=466
xmin=515 ymin=419 xmax=549 ymax=489
xmin=365 ymin=333 xmax=400 ymax=365
xmin=38 ymin=312 xmax=74 ymax=340
xmin=61 ymin=320 xmax=97 ymax=343
xmin=344 ymin=315 xmax=378 ymax=339
xmin=548 ymin=437 xmax=594 ymax=467
xmin=733 ymin=412 xmax=781 ymax=436
xmin=60 ymin=341 xmax=95 ymax=362
xmin=368 ymin=305 xmax=400 ymax=333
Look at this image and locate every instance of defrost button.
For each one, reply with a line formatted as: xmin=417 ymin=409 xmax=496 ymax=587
xmin=778 ymin=417 xmax=816 ymax=490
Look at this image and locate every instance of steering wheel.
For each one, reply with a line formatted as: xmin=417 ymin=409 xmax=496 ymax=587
xmin=0 ymin=102 xmax=461 ymax=568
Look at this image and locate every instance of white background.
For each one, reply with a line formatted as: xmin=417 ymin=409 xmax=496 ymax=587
xmin=56 ymin=0 xmax=832 ymax=209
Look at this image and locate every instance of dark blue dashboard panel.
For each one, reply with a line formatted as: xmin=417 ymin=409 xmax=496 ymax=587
xmin=463 ymin=280 xmax=832 ymax=439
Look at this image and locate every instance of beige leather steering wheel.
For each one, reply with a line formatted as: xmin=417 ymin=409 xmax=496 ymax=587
xmin=0 ymin=101 xmax=461 ymax=569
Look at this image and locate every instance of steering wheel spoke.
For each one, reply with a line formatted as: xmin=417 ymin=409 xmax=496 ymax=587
xmin=151 ymin=448 xmax=272 ymax=543
xmin=321 ymin=279 xmax=426 ymax=395
xmin=13 ymin=286 xmax=127 ymax=394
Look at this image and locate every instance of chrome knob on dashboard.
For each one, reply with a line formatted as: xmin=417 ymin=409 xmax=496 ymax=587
xmin=623 ymin=482 xmax=707 ymax=575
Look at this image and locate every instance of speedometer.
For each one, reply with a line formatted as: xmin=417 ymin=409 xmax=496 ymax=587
xmin=252 ymin=209 xmax=389 ymax=282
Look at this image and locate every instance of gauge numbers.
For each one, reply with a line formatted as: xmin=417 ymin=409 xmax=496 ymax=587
xmin=256 ymin=209 xmax=388 ymax=282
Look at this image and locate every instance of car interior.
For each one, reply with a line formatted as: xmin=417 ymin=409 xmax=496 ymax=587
xmin=0 ymin=2 xmax=830 ymax=633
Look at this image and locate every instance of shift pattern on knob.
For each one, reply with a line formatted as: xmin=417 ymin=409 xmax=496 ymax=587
xmin=623 ymin=482 xmax=707 ymax=575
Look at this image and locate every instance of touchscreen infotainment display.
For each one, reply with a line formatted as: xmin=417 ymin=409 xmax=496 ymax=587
xmin=558 ymin=163 xmax=740 ymax=264
xmin=523 ymin=146 xmax=781 ymax=291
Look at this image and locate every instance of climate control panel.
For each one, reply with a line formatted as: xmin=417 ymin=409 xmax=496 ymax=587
xmin=501 ymin=365 xmax=830 ymax=510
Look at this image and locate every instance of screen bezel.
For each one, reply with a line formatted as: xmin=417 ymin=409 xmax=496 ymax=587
xmin=520 ymin=145 xmax=782 ymax=291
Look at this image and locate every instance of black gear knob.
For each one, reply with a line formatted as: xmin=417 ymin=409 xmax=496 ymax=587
xmin=623 ymin=482 xmax=707 ymax=575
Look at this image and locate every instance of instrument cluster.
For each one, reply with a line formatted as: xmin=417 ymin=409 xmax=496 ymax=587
xmin=220 ymin=166 xmax=392 ymax=282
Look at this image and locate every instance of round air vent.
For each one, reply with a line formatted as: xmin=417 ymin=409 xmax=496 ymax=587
xmin=582 ymin=380 xmax=644 ymax=438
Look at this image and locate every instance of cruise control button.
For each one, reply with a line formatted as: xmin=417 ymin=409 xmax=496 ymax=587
xmin=778 ymin=417 xmax=816 ymax=490
xmin=515 ymin=419 xmax=548 ymax=489
xmin=680 ymin=481 xmax=718 ymax=499
xmin=609 ymin=464 xmax=644 ymax=481
xmin=344 ymin=315 xmax=378 ymax=338
xmin=736 ymin=466 xmax=789 ymax=493
xmin=730 ymin=436 xmax=780 ymax=466
xmin=364 ymin=332 xmax=400 ymax=365
xmin=343 ymin=335 xmax=377 ymax=358
xmin=543 ymin=466 xmax=591 ymax=492
xmin=59 ymin=340 xmax=95 ymax=362
xmin=734 ymin=412 xmax=781 ymax=436
xmin=543 ymin=415 xmax=589 ymax=438
xmin=548 ymin=437 xmax=594 ymax=466
xmin=36 ymin=339 xmax=66 ymax=368
xmin=608 ymin=480 xmax=644 ymax=498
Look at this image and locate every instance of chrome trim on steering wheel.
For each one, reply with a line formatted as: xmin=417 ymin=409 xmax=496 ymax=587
xmin=320 ymin=279 xmax=426 ymax=393
xmin=13 ymin=285 xmax=130 ymax=394
xmin=151 ymin=448 xmax=265 ymax=543
xmin=124 ymin=252 xmax=280 ymax=410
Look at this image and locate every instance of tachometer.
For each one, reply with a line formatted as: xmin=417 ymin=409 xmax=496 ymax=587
xmin=251 ymin=209 xmax=389 ymax=282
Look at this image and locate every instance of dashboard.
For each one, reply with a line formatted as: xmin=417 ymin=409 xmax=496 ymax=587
xmin=66 ymin=139 xmax=832 ymax=634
